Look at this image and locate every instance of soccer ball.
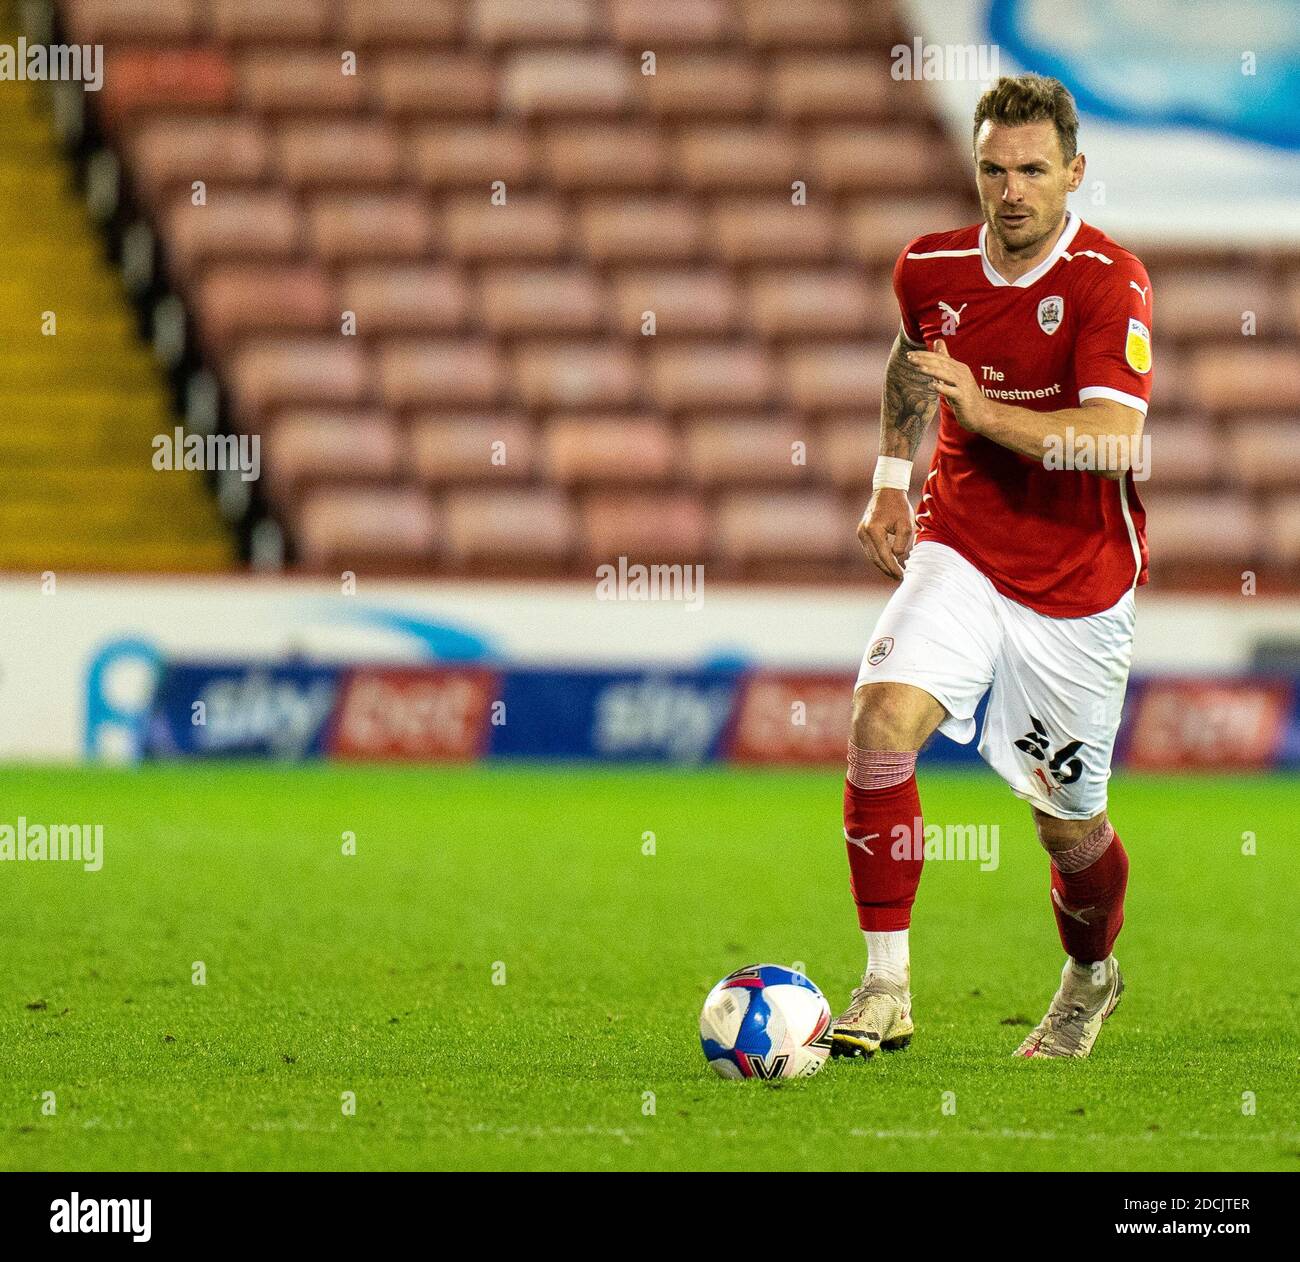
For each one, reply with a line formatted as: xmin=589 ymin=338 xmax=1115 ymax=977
xmin=699 ymin=964 xmax=832 ymax=1079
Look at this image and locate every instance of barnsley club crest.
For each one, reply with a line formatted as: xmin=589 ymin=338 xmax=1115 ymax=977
xmin=1037 ymin=295 xmax=1064 ymax=335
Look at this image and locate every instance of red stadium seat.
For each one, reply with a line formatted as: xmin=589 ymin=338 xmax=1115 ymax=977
xmin=443 ymin=194 xmax=569 ymax=259
xmin=99 ymin=50 xmax=235 ymax=132
xmin=501 ymin=51 xmax=634 ymax=115
xmin=683 ymin=415 xmax=810 ymax=485
xmin=410 ymin=414 xmax=537 ymax=483
xmin=127 ymin=117 xmax=271 ymax=206
xmin=844 ymin=198 xmax=969 ymax=266
xmin=715 ymin=490 xmax=855 ymax=566
xmin=227 ymin=338 xmax=369 ymax=419
xmin=579 ymin=490 xmax=711 ymax=559
xmin=479 ymin=268 xmax=606 ymax=335
xmin=307 ymin=193 xmax=435 ymax=262
xmin=544 ymin=415 xmax=677 ymax=484
xmin=193 ymin=264 xmax=337 ymax=351
xmin=340 ymin=264 xmax=471 ymax=334
xmin=276 ymin=121 xmax=403 ymax=189
xmin=377 ymin=339 xmax=505 ymax=408
xmin=211 ymin=0 xmax=331 ymax=43
xmin=238 ymin=51 xmax=368 ymax=115
xmin=513 ymin=342 xmax=641 ymax=409
xmin=376 ymin=55 xmax=497 ymax=116
xmin=580 ymin=197 xmax=706 ymax=261
xmin=637 ymin=56 xmax=763 ymax=117
xmin=295 ymin=485 xmax=439 ymax=565
xmin=709 ymin=201 xmax=838 ymax=263
xmin=648 ymin=343 xmax=774 ymax=409
xmin=610 ymin=270 xmax=740 ymax=335
xmin=443 ymin=487 xmax=576 ymax=566
xmin=1190 ymin=346 xmax=1300 ymax=414
xmin=768 ymin=54 xmax=896 ymax=119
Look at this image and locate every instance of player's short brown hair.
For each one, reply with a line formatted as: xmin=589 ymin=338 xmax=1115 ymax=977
xmin=973 ymin=74 xmax=1079 ymax=162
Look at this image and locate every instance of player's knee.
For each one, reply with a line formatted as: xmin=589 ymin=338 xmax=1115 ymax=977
xmin=851 ymin=682 xmax=938 ymax=752
xmin=1032 ymin=807 xmax=1109 ymax=855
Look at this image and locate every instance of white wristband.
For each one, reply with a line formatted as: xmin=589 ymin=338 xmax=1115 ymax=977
xmin=872 ymin=456 xmax=913 ymax=491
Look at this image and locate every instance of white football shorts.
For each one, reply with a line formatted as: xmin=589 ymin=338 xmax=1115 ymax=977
xmin=855 ymin=540 xmax=1136 ymax=819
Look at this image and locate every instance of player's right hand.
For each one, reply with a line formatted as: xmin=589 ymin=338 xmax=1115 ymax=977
xmin=857 ymin=488 xmax=914 ymax=582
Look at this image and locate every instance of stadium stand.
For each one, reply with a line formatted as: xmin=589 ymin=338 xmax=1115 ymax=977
xmin=0 ymin=1 xmax=231 ymax=571
xmin=35 ymin=0 xmax=1300 ymax=585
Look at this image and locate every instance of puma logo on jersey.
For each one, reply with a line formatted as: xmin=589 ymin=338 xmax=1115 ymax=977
xmin=1129 ymin=281 xmax=1149 ymax=303
xmin=938 ymin=301 xmax=968 ymax=330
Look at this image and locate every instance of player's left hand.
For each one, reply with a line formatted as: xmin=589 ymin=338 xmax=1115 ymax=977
xmin=906 ymin=340 xmax=985 ymax=434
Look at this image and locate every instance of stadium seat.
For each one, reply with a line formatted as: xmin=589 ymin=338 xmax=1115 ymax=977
xmin=227 ymin=338 xmax=369 ymax=419
xmin=611 ymin=270 xmax=740 ymax=335
xmin=606 ymin=0 xmax=733 ymax=46
xmin=238 ymin=51 xmax=367 ymax=114
xmin=638 ymin=55 xmax=763 ymax=117
xmin=442 ymin=487 xmax=576 ymax=567
xmin=715 ymin=490 xmax=855 ymax=567
xmin=61 ymin=0 xmax=201 ymax=44
xmin=541 ymin=125 xmax=670 ymax=189
xmin=376 ymin=55 xmax=497 ymax=116
xmin=580 ymin=197 xmax=706 ymax=261
xmin=709 ymin=201 xmax=839 ymax=263
xmin=295 ymin=485 xmax=439 ymax=566
xmin=127 ymin=117 xmax=271 ymax=206
xmin=468 ymin=0 xmax=600 ymax=47
xmin=513 ymin=342 xmax=640 ymax=409
xmin=1228 ymin=419 xmax=1300 ymax=489
xmin=341 ymin=264 xmax=471 ymax=334
xmin=579 ymin=490 xmax=711 ymax=559
xmin=211 ymin=0 xmax=331 ymax=43
xmin=1191 ymin=346 xmax=1300 ymax=414
xmin=264 ymin=410 xmax=403 ymax=498
xmin=480 ymin=268 xmax=606 ymax=334
xmin=276 ymin=121 xmax=404 ymax=188
xmin=501 ymin=51 xmax=634 ymax=115
xmin=410 ymin=124 xmax=537 ymax=187
xmin=543 ymin=415 xmax=677 ymax=484
xmin=410 ymin=414 xmax=537 ymax=483
xmin=340 ymin=0 xmax=462 ymax=45
xmin=748 ymin=269 xmax=873 ymax=337
xmin=443 ymin=194 xmax=569 ymax=259
xmin=684 ymin=415 xmax=810 ymax=485
xmin=164 ymin=190 xmax=303 ymax=282
xmin=377 ymin=339 xmax=504 ymax=408
xmin=307 ymin=192 xmax=435 ymax=262
xmin=193 ymin=263 xmax=338 ymax=351
xmin=648 ymin=343 xmax=774 ymax=409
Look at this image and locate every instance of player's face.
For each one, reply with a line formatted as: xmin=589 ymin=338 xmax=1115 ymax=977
xmin=974 ymin=120 xmax=1084 ymax=256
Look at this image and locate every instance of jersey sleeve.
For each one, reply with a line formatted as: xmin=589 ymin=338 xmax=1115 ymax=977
xmin=1073 ymin=255 xmax=1153 ymax=415
xmin=891 ymin=242 xmax=925 ymax=345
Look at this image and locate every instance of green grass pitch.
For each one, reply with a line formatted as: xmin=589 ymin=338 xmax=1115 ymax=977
xmin=2 ymin=762 xmax=1297 ymax=1172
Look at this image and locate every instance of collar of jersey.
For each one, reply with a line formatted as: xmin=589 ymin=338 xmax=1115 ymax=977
xmin=978 ymin=212 xmax=1082 ymax=288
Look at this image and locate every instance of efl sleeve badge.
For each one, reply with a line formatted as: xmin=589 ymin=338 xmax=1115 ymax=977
xmin=1124 ymin=317 xmax=1152 ymax=374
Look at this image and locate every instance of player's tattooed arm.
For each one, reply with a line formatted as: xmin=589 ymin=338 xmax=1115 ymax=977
xmin=858 ymin=328 xmax=935 ymax=581
xmin=880 ymin=327 xmax=939 ymax=459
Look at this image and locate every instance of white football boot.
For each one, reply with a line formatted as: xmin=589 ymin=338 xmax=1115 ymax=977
xmin=830 ymin=970 xmax=913 ymax=1059
xmin=1016 ymin=955 xmax=1124 ymax=1059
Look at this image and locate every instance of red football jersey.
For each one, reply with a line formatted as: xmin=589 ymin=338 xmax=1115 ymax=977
xmin=893 ymin=213 xmax=1153 ymax=618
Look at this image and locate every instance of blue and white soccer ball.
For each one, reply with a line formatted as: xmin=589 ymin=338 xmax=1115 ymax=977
xmin=699 ymin=964 xmax=833 ymax=1080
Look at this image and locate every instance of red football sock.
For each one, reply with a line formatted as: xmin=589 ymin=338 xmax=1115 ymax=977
xmin=843 ymin=744 xmax=924 ymax=931
xmin=1048 ymin=821 xmax=1129 ymax=964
